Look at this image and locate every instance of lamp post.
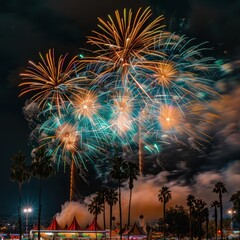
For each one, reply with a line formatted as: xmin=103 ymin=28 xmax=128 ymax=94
xmin=228 ymin=209 xmax=236 ymax=233
xmin=23 ymin=207 xmax=32 ymax=236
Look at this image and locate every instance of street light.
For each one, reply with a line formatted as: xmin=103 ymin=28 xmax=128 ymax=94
xmin=23 ymin=207 xmax=32 ymax=235
xmin=228 ymin=209 xmax=236 ymax=233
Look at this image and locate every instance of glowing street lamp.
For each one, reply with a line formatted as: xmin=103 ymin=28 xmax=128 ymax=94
xmin=23 ymin=207 xmax=32 ymax=235
xmin=228 ymin=209 xmax=236 ymax=233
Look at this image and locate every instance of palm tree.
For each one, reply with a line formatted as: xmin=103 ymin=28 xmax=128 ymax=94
xmin=213 ymin=181 xmax=227 ymax=240
xmin=230 ymin=190 xmax=240 ymax=218
xmin=96 ymin=188 xmax=108 ymax=230
xmin=126 ymin=162 xmax=139 ymax=229
xmin=88 ymin=195 xmax=104 ymax=240
xmin=30 ymin=147 xmax=55 ymax=240
xmin=110 ymin=157 xmax=128 ymax=240
xmin=105 ymin=189 xmax=118 ymax=239
xmin=211 ymin=200 xmax=220 ymax=240
xmin=10 ymin=151 xmax=31 ymax=240
xmin=186 ymin=194 xmax=196 ymax=240
xmin=192 ymin=199 xmax=207 ymax=240
xmin=203 ymin=207 xmax=209 ymax=240
xmin=158 ymin=186 xmax=172 ymax=240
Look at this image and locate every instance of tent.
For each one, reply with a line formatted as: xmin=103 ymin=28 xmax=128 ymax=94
xmin=123 ymin=222 xmax=146 ymax=236
xmin=67 ymin=216 xmax=81 ymax=230
xmin=46 ymin=217 xmax=62 ymax=230
xmin=86 ymin=218 xmax=102 ymax=231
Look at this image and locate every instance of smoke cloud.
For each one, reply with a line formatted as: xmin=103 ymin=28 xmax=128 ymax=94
xmin=54 ymin=159 xmax=239 ymax=228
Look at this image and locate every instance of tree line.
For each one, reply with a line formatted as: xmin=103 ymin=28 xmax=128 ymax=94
xmin=157 ymin=182 xmax=240 ymax=240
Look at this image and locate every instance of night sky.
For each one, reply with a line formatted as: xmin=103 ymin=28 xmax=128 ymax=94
xmin=0 ymin=0 xmax=240 ymax=225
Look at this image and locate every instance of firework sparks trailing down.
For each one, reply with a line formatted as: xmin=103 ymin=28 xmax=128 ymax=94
xmin=19 ymin=7 xmax=220 ymax=179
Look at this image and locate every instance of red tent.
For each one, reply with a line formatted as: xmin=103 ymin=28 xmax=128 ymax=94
xmin=67 ymin=216 xmax=81 ymax=230
xmin=47 ymin=217 xmax=62 ymax=230
xmin=86 ymin=218 xmax=102 ymax=231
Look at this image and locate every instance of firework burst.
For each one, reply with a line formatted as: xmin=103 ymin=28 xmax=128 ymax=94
xmin=19 ymin=49 xmax=87 ymax=111
xmin=18 ymin=7 xmax=221 ymax=179
xmin=134 ymin=34 xmax=218 ymax=103
xmin=39 ymin=106 xmax=105 ymax=169
xmin=83 ymin=7 xmax=165 ymax=88
xmin=145 ymin=98 xmax=219 ymax=151
xmin=107 ymin=90 xmax=139 ymax=148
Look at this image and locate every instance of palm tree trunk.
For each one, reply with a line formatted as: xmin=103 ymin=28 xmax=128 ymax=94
xmin=95 ymin=215 xmax=98 ymax=240
xmin=206 ymin=215 xmax=209 ymax=240
xmin=110 ymin=205 xmax=113 ymax=240
xmin=219 ymin=194 xmax=223 ymax=240
xmin=190 ymin=208 xmax=193 ymax=240
xmin=103 ymin=201 xmax=106 ymax=230
xmin=38 ymin=179 xmax=42 ymax=240
xmin=197 ymin=220 xmax=202 ymax=240
xmin=127 ymin=188 xmax=132 ymax=228
xmin=214 ymin=207 xmax=218 ymax=240
xmin=163 ymin=200 xmax=166 ymax=240
xmin=118 ymin=180 xmax=122 ymax=240
xmin=18 ymin=184 xmax=22 ymax=240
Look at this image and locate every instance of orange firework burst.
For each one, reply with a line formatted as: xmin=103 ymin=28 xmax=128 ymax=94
xmin=19 ymin=49 xmax=86 ymax=110
xmin=73 ymin=90 xmax=100 ymax=121
xmin=159 ymin=104 xmax=183 ymax=131
xmin=84 ymin=7 xmax=165 ymax=86
xmin=110 ymin=92 xmax=135 ymax=136
xmin=155 ymin=101 xmax=219 ymax=150
xmin=151 ymin=61 xmax=178 ymax=87
xmin=55 ymin=123 xmax=79 ymax=153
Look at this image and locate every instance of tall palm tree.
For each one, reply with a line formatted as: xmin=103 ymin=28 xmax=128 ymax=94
xmin=10 ymin=151 xmax=31 ymax=240
xmin=88 ymin=195 xmax=104 ymax=239
xmin=96 ymin=188 xmax=108 ymax=230
xmin=30 ymin=147 xmax=55 ymax=240
xmin=110 ymin=157 xmax=128 ymax=240
xmin=213 ymin=181 xmax=227 ymax=240
xmin=88 ymin=195 xmax=104 ymax=223
xmin=186 ymin=194 xmax=196 ymax=240
xmin=211 ymin=200 xmax=220 ymax=240
xmin=125 ymin=162 xmax=139 ymax=229
xmin=158 ymin=186 xmax=172 ymax=240
xmin=105 ymin=189 xmax=118 ymax=239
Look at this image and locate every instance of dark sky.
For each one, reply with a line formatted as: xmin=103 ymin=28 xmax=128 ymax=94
xmin=0 ymin=0 xmax=240 ymax=224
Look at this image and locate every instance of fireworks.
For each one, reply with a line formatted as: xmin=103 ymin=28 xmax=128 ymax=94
xmin=55 ymin=123 xmax=79 ymax=153
xmin=83 ymin=7 xmax=165 ymax=88
xmin=19 ymin=49 xmax=86 ymax=110
xmin=39 ymin=109 xmax=104 ymax=169
xmin=134 ymin=34 xmax=218 ymax=103
xmin=109 ymin=91 xmax=136 ymax=138
xmin=73 ymin=90 xmax=101 ymax=122
xmin=158 ymin=104 xmax=183 ymax=131
xmin=19 ymin=7 xmax=220 ymax=175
